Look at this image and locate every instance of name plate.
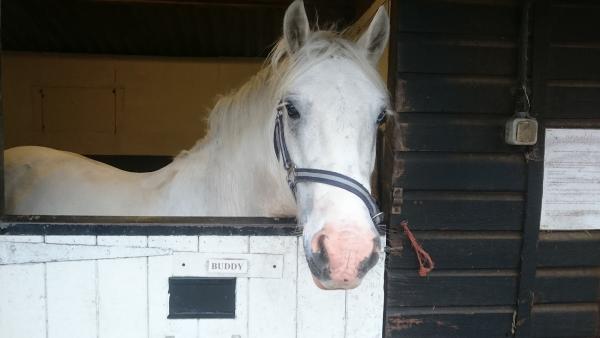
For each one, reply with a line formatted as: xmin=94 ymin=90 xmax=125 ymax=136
xmin=207 ymin=259 xmax=248 ymax=274
xmin=173 ymin=253 xmax=283 ymax=278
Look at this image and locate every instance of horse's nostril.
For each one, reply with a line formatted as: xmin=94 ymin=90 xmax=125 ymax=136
xmin=358 ymin=251 xmax=379 ymax=278
xmin=308 ymin=234 xmax=331 ymax=280
xmin=317 ymin=234 xmax=327 ymax=253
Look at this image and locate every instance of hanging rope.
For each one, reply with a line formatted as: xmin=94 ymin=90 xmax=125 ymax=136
xmin=401 ymin=220 xmax=435 ymax=277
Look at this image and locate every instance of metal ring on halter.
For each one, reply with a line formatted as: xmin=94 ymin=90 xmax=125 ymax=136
xmin=371 ymin=211 xmax=384 ymax=223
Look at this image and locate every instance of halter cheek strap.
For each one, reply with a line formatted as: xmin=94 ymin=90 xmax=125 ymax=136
xmin=273 ymin=102 xmax=384 ymax=225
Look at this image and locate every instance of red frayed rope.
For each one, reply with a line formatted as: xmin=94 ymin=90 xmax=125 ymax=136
xmin=401 ymin=220 xmax=434 ymax=277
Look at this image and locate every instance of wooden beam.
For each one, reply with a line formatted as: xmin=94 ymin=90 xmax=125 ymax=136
xmin=91 ymin=0 xmax=353 ymax=9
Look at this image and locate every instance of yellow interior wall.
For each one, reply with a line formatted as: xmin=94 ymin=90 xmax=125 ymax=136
xmin=2 ymin=52 xmax=263 ymax=155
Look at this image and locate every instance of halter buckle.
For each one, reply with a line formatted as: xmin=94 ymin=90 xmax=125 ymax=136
xmin=286 ymin=165 xmax=297 ymax=191
xmin=276 ymin=102 xmax=285 ymax=116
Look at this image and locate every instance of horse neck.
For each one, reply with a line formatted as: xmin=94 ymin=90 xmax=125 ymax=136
xmin=164 ymin=73 xmax=296 ymax=216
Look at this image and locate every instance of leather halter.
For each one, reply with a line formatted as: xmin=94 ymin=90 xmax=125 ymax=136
xmin=273 ymin=102 xmax=384 ymax=225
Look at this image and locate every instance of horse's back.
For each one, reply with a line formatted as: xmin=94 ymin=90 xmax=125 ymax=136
xmin=6 ymin=146 xmax=91 ymax=173
xmin=4 ymin=146 xmax=155 ymax=215
xmin=5 ymin=146 xmax=83 ymax=203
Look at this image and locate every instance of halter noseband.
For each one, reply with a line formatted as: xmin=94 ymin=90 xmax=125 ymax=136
xmin=273 ymin=102 xmax=384 ymax=225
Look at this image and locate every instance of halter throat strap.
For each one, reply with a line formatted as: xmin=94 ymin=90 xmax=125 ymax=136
xmin=273 ymin=103 xmax=383 ymax=225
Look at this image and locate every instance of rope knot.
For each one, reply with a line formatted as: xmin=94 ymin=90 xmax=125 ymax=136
xmin=401 ymin=220 xmax=434 ymax=277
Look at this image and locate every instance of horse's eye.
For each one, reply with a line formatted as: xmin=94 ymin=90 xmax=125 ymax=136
xmin=286 ymin=103 xmax=300 ymax=119
xmin=376 ymin=110 xmax=387 ymax=125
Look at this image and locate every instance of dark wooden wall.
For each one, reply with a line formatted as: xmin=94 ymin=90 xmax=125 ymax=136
xmin=529 ymin=1 xmax=600 ymax=337
xmin=381 ymin=0 xmax=600 ymax=337
xmin=1 ymin=0 xmax=359 ymax=57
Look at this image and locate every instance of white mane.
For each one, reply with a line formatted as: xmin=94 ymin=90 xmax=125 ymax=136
xmin=182 ymin=30 xmax=388 ymax=158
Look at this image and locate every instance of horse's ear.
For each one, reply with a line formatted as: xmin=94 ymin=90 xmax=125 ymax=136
xmin=283 ymin=0 xmax=310 ymax=55
xmin=357 ymin=6 xmax=390 ymax=65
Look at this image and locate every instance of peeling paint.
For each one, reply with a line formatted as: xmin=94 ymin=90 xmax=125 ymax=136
xmin=387 ymin=317 xmax=423 ymax=330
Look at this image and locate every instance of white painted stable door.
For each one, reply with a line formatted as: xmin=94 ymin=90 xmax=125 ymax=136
xmin=0 ymin=235 xmax=384 ymax=338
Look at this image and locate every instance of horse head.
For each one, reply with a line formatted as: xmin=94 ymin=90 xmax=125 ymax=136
xmin=272 ymin=0 xmax=391 ymax=290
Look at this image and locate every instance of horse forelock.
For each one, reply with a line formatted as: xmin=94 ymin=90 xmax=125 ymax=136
xmin=268 ymin=30 xmax=388 ymax=100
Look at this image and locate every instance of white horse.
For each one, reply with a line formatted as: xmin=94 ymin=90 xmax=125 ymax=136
xmin=4 ymin=0 xmax=390 ymax=290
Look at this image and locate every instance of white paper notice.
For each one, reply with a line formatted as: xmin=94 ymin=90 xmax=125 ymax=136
xmin=540 ymin=129 xmax=600 ymax=230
